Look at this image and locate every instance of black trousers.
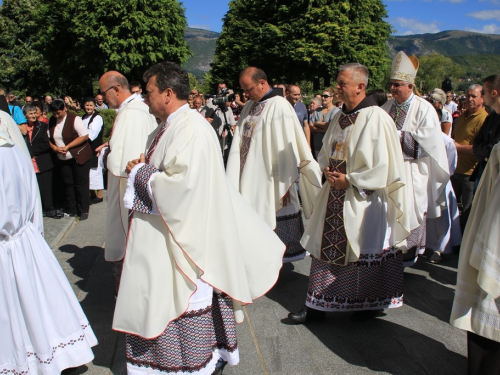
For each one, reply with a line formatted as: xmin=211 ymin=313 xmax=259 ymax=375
xmin=468 ymin=331 xmax=500 ymax=375
xmin=57 ymin=158 xmax=91 ymax=215
xmin=36 ymin=169 xmax=53 ymax=211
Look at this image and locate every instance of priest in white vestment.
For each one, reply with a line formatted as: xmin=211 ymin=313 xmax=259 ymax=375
xmin=382 ymin=51 xmax=450 ymax=267
xmin=450 ymin=77 xmax=500 ymax=374
xmin=226 ymin=67 xmax=322 ymax=263
xmin=116 ymin=62 xmax=285 ymax=375
xmin=96 ymin=71 xmax=158 ymax=295
xmin=0 ymin=122 xmax=97 ymax=374
xmin=288 ymin=63 xmax=410 ymax=324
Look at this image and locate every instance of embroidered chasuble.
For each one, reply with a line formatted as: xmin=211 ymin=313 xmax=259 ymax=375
xmin=227 ymin=92 xmax=322 ymax=263
xmin=382 ymin=95 xmax=450 ymax=266
xmin=300 ymin=98 xmax=410 ymax=312
xmin=115 ymin=104 xmax=285 ymax=339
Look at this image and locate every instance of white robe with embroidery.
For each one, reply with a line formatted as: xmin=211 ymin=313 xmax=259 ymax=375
xmin=450 ymin=144 xmax=500 ymax=343
xmin=0 ymin=129 xmax=97 ymax=374
xmin=300 ymin=106 xmax=410 ymax=261
xmin=105 ymin=99 xmax=157 ymax=261
xmin=382 ymin=96 xmax=450 ymax=231
xmin=114 ymin=105 xmax=285 ymax=339
xmin=226 ymin=95 xmax=322 ymax=229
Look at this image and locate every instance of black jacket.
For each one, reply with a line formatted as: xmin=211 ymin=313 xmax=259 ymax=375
xmin=24 ymin=121 xmax=54 ymax=173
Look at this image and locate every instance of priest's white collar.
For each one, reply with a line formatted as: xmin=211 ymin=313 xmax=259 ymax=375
xmin=166 ymin=103 xmax=190 ymax=125
xmin=396 ymin=93 xmax=414 ymax=107
xmin=117 ymin=95 xmax=136 ymax=113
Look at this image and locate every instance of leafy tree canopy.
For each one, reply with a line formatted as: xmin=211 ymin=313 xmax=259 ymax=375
xmin=0 ymin=0 xmax=191 ymax=98
xmin=415 ymin=53 xmax=465 ymax=93
xmin=210 ymin=0 xmax=391 ymax=92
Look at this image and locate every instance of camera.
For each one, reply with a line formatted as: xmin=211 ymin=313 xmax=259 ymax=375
xmin=211 ymin=88 xmax=236 ymax=107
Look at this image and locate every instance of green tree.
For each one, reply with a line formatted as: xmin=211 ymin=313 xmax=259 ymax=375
xmin=0 ymin=0 xmax=54 ymax=94
xmin=210 ymin=0 xmax=391 ymax=91
xmin=415 ymin=53 xmax=465 ymax=93
xmin=36 ymin=0 xmax=191 ymax=96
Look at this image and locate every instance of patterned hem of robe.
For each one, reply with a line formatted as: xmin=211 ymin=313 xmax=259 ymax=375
xmin=404 ymin=215 xmax=427 ymax=268
xmin=305 ymin=247 xmax=404 ymax=312
xmin=126 ymin=293 xmax=239 ymax=374
xmin=276 ymin=211 xmax=306 ymax=263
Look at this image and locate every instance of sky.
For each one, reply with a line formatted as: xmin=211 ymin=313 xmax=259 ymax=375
xmin=182 ymin=0 xmax=500 ymax=35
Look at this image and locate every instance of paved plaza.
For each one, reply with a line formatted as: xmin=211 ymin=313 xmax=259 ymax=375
xmin=46 ymin=194 xmax=467 ymax=375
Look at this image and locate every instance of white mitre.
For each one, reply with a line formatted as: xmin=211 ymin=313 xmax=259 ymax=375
xmin=391 ymin=51 xmax=419 ymax=83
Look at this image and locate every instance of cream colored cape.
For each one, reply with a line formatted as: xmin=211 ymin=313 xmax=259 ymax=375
xmin=450 ymin=144 xmax=500 ymax=342
xmin=105 ymin=99 xmax=157 ymax=261
xmin=113 ymin=106 xmax=285 ymax=338
xmin=300 ymin=106 xmax=411 ymax=262
xmin=382 ymin=96 xmax=450 ymax=230
xmin=226 ymin=96 xmax=322 ymax=229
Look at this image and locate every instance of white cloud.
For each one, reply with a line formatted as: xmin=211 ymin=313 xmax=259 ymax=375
xmin=467 ymin=10 xmax=500 ymax=21
xmin=392 ymin=17 xmax=440 ymax=34
xmin=466 ymin=24 xmax=500 ymax=34
xmin=188 ymin=24 xmax=214 ymax=31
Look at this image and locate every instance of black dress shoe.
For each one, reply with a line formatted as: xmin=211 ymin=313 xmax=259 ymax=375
xmin=350 ymin=309 xmax=383 ymax=322
xmin=288 ymin=307 xmax=326 ymax=324
xmin=90 ymin=197 xmax=103 ymax=205
xmin=79 ymin=213 xmax=89 ymax=221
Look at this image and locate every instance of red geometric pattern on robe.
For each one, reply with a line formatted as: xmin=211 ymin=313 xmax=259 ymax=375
xmin=126 ymin=293 xmax=237 ymax=373
xmin=319 ymin=158 xmax=348 ymax=266
xmin=306 ymin=249 xmax=404 ymax=312
xmin=388 ymin=101 xmax=422 ymax=160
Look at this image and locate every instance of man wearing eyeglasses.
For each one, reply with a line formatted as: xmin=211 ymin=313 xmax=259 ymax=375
xmin=382 ymin=51 xmax=450 ymax=266
xmin=95 ymin=71 xmax=158 ymax=296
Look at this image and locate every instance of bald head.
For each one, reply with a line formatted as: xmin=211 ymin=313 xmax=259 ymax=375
xmin=239 ymin=66 xmax=270 ymax=102
xmin=98 ymin=71 xmax=131 ymax=109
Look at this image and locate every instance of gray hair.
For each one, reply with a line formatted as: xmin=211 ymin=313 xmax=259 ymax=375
xmin=338 ymin=63 xmax=369 ymax=86
xmin=22 ymin=104 xmax=37 ymax=116
xmin=311 ymin=97 xmax=322 ymax=106
xmin=468 ymin=84 xmax=482 ymax=92
xmin=430 ymin=88 xmax=446 ymax=104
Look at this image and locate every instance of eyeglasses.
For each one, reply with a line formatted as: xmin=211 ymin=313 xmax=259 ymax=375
xmin=322 ymin=95 xmax=331 ymax=98
xmin=388 ymin=82 xmax=407 ymax=89
xmin=100 ymin=85 xmax=117 ymax=95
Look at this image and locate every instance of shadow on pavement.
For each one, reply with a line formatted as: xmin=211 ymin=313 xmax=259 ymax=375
xmin=266 ymin=261 xmax=466 ymax=374
xmin=59 ymin=244 xmax=121 ymax=371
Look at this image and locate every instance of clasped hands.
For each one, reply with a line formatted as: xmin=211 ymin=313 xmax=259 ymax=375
xmin=324 ymin=167 xmax=350 ymax=190
xmin=126 ymin=153 xmax=146 ymax=174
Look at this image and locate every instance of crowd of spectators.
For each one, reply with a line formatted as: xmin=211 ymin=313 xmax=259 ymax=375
xmin=2 ymin=75 xmax=499 ymax=234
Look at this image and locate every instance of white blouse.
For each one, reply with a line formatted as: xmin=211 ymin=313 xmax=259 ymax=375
xmin=53 ymin=115 xmax=88 ymax=160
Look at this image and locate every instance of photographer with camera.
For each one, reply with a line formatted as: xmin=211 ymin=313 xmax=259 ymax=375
xmin=201 ymin=88 xmax=237 ymax=167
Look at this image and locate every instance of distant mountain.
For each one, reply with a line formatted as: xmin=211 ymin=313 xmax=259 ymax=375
xmin=182 ymin=28 xmax=500 ymax=80
xmin=386 ymin=30 xmax=500 ymax=57
xmin=183 ymin=28 xmax=219 ymax=79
